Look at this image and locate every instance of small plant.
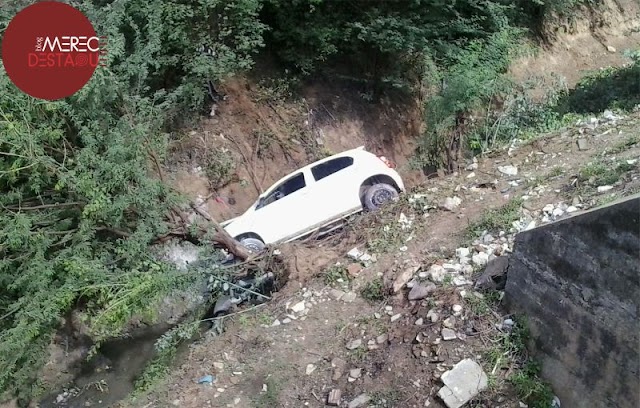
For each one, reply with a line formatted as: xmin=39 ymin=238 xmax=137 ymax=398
xmin=466 ymin=198 xmax=523 ymax=239
xmin=323 ymin=264 xmax=350 ymax=286
xmin=548 ymin=166 xmax=564 ymax=178
xmin=360 ymin=278 xmax=385 ymax=303
xmin=204 ymin=147 xmax=236 ymax=188
xmin=578 ymin=160 xmax=637 ymax=186
xmin=253 ymin=377 xmax=281 ymax=408
xmin=370 ymin=390 xmax=403 ymax=407
xmin=608 ymin=135 xmax=640 ymax=154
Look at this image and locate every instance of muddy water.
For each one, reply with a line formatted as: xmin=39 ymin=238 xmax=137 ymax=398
xmin=38 ymin=325 xmax=171 ymax=408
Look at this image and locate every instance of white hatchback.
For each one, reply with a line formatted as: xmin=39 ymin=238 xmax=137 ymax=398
xmin=222 ymin=146 xmax=405 ymax=252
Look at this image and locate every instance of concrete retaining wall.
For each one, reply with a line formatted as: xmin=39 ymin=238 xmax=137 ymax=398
xmin=505 ymin=195 xmax=640 ymax=408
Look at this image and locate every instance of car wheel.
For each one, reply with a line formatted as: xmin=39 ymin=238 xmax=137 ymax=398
xmin=239 ymin=237 xmax=266 ymax=253
xmin=364 ymin=183 xmax=399 ymax=210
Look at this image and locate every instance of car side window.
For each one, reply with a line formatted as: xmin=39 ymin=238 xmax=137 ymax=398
xmin=257 ymin=172 xmax=306 ymax=209
xmin=311 ymin=156 xmax=354 ymax=181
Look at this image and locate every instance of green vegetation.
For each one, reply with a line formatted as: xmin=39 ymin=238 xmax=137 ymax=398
xmin=323 ymin=264 xmax=350 ymax=286
xmin=485 ymin=318 xmax=554 ymax=408
xmin=578 ymin=160 xmax=638 ymax=186
xmin=466 ymin=198 xmax=524 ymax=239
xmin=360 ymin=278 xmax=385 ymax=303
xmin=0 ymin=0 xmax=624 ymax=404
xmin=370 ymin=389 xmax=403 ymax=407
xmin=253 ymin=377 xmax=281 ymax=408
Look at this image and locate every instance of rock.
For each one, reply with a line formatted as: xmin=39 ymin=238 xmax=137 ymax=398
xmin=347 ymin=247 xmax=363 ymax=260
xmin=393 ymin=265 xmax=420 ymax=293
xmin=346 ymin=339 xmax=362 ymax=350
xmin=474 ymin=256 xmax=509 ymax=290
xmin=376 ymin=333 xmax=389 ymax=344
xmin=408 ymin=283 xmax=436 ymax=301
xmin=441 ymin=328 xmax=457 ymax=341
xmin=271 ymin=319 xmax=281 ymax=326
xmin=348 ymin=394 xmax=371 ymax=408
xmin=566 ymin=206 xmax=578 ymax=213
xmin=607 ymin=45 xmax=616 ymax=53
xmin=291 ymin=301 xmax=305 ymax=313
xmin=390 ymin=313 xmax=402 ymax=322
xmin=552 ymin=207 xmax=564 ymax=217
xmin=342 ymin=292 xmax=357 ymax=303
xmin=542 ymin=204 xmax=554 ymax=214
xmin=437 ymin=359 xmax=488 ymax=408
xmin=327 ymin=389 xmax=342 ymax=406
xmin=576 ymin=138 xmax=588 ymax=151
xmin=331 ymin=358 xmax=347 ymax=380
xmin=452 ymin=304 xmax=463 ymax=313
xmin=498 ymin=165 xmax=518 ymax=176
xmin=329 ymin=289 xmax=346 ymax=300
xmin=428 ymin=264 xmax=447 ymax=282
xmin=213 ymin=362 xmax=224 ymax=371
xmin=306 ymin=364 xmax=317 ymax=375
xmin=443 ymin=317 xmax=455 ymax=328
xmin=349 ymin=368 xmax=362 ymax=379
xmin=441 ymin=196 xmax=462 ymax=211
xmin=482 ymin=234 xmax=494 ymax=244
xmin=347 ymin=263 xmax=362 ymax=277
xmin=283 ymin=318 xmax=291 ymax=324
xmin=597 ymin=185 xmax=613 ymax=193
xmin=467 ymin=172 xmax=476 ymax=178
xmin=427 ymin=309 xmax=439 ymax=322
xmin=472 ymin=252 xmax=489 ymax=267
xmin=456 ymin=247 xmax=470 ymax=258
xmin=415 ymin=318 xmax=424 ymax=326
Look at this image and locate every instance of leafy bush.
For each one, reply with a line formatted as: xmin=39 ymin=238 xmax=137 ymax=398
xmin=0 ymin=0 xmax=267 ymax=402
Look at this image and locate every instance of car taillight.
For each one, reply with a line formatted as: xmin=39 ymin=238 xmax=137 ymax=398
xmin=378 ymin=155 xmax=396 ymax=169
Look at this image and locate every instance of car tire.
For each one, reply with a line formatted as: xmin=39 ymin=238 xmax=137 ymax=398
xmin=239 ymin=237 xmax=266 ymax=253
xmin=364 ymin=183 xmax=399 ymax=211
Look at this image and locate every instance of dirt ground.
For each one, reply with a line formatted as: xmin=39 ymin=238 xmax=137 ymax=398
xmin=125 ymin=109 xmax=639 ymax=408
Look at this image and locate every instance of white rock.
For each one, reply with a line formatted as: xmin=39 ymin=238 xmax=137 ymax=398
xmin=346 ymin=339 xmax=362 ymax=350
xmin=428 ymin=264 xmax=447 ymax=282
xmin=441 ymin=328 xmax=457 ymax=341
xmin=291 ymin=301 xmax=306 ymax=313
xmin=427 ymin=309 xmax=439 ymax=322
xmin=390 ymin=313 xmax=402 ymax=322
xmin=415 ymin=318 xmax=424 ymax=326
xmin=498 ymin=165 xmax=518 ymax=176
xmin=452 ymin=304 xmax=463 ymax=313
xmin=472 ymin=252 xmax=489 ymax=267
xmin=456 ymin=248 xmax=470 ymax=258
xmin=441 ymin=196 xmax=463 ymax=211
xmin=347 ymin=247 xmax=363 ymax=260
xmin=466 ymin=172 xmax=476 ymax=179
xmin=597 ymin=185 xmax=614 ymax=193
xmin=272 ymin=319 xmax=281 ymax=326
xmin=348 ymin=394 xmax=371 ymax=408
xmin=552 ymin=207 xmax=564 ymax=217
xmin=542 ymin=204 xmax=554 ymax=214
xmin=566 ymin=206 xmax=578 ymax=213
xmin=349 ymin=368 xmax=362 ymax=379
xmin=437 ymin=359 xmax=488 ymax=408
xmin=306 ymin=364 xmax=317 ymax=375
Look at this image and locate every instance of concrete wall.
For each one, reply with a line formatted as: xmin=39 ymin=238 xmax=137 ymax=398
xmin=505 ymin=195 xmax=640 ymax=408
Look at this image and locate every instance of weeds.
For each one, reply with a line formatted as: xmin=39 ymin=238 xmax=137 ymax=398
xmin=484 ymin=317 xmax=554 ymax=408
xmin=204 ymin=147 xmax=236 ymax=188
xmin=466 ymin=198 xmax=523 ymax=239
xmin=465 ymin=291 xmax=501 ymax=317
xmin=360 ymin=278 xmax=385 ymax=303
xmin=370 ymin=390 xmax=403 ymax=407
xmin=253 ymin=377 xmax=281 ymax=408
xmin=578 ymin=160 xmax=637 ymax=186
xmin=608 ymin=134 xmax=640 ymax=154
xmin=323 ymin=264 xmax=350 ymax=286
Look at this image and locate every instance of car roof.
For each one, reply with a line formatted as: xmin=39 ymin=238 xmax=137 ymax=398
xmin=261 ymin=146 xmax=369 ymax=195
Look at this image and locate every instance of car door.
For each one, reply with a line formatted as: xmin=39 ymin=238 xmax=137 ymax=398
xmin=305 ymin=156 xmax=359 ymax=227
xmin=250 ymin=171 xmax=311 ymax=243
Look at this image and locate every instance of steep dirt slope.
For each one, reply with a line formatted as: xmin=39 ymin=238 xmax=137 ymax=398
xmin=133 ymin=109 xmax=640 ymax=408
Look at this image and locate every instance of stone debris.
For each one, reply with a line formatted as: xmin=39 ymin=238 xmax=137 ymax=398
xmin=376 ymin=333 xmax=389 ymax=344
xmin=408 ymin=283 xmax=436 ymax=301
xmin=305 ymin=363 xmax=317 ymax=375
xmin=348 ymin=394 xmax=371 ymax=408
xmin=331 ymin=357 xmax=346 ymax=380
xmin=390 ymin=313 xmax=402 ymax=322
xmin=428 ymin=264 xmax=447 ymax=282
xmin=346 ymin=339 xmax=362 ymax=350
xmin=290 ymin=301 xmax=305 ymax=313
xmin=393 ymin=265 xmax=421 ymax=293
xmin=498 ymin=165 xmax=518 ymax=176
xmin=342 ymin=291 xmax=357 ymax=303
xmin=327 ymin=389 xmax=342 ymax=406
xmin=474 ymin=255 xmax=509 ymax=290
xmin=437 ymin=359 xmax=488 ymax=408
xmin=349 ymin=368 xmax=362 ymax=379
xmin=441 ymin=196 xmax=463 ymax=211
xmin=597 ymin=185 xmax=614 ymax=193
xmin=441 ymin=328 xmax=457 ymax=341
xmin=576 ymin=138 xmax=588 ymax=151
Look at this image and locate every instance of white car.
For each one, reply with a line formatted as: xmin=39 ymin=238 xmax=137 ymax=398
xmin=222 ymin=146 xmax=405 ymax=252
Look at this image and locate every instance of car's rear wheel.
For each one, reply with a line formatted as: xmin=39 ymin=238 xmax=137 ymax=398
xmin=238 ymin=236 xmax=266 ymax=253
xmin=364 ymin=183 xmax=399 ymax=210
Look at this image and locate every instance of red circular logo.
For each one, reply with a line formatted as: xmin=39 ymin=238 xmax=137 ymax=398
xmin=1 ymin=1 xmax=103 ymax=100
